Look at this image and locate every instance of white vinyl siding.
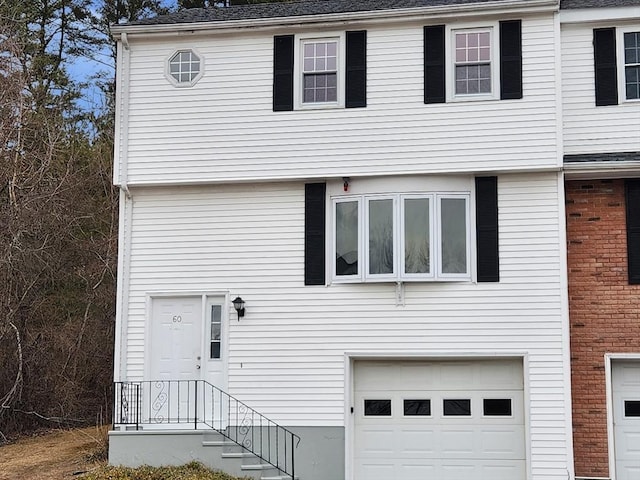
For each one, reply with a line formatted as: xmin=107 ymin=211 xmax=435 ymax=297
xmin=119 ymin=172 xmax=569 ymax=477
xmin=561 ymin=22 xmax=640 ymax=155
xmin=117 ymin=14 xmax=560 ymax=186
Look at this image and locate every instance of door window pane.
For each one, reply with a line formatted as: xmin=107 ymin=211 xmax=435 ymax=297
xmin=368 ymin=199 xmax=394 ymax=275
xmin=210 ymin=305 xmax=222 ymax=359
xmin=404 ymin=399 xmax=431 ymax=416
xmin=483 ymin=398 xmax=512 ymax=416
xmin=336 ymin=201 xmax=359 ymax=276
xmin=364 ymin=399 xmax=392 ymax=416
xmin=441 ymin=198 xmax=468 ymax=274
xmin=404 ymin=198 xmax=430 ymax=274
xmin=443 ymin=399 xmax=471 ymax=416
xmin=625 ymin=400 xmax=640 ymax=417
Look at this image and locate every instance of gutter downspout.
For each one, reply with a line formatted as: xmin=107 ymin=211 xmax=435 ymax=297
xmin=113 ymin=32 xmax=133 ymax=387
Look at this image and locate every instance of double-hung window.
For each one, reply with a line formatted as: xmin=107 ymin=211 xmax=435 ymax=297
xmin=623 ymin=31 xmax=640 ymax=100
xmin=454 ymin=29 xmax=493 ymax=95
xmin=302 ymin=39 xmax=338 ymax=104
xmin=333 ymin=193 xmax=470 ymax=282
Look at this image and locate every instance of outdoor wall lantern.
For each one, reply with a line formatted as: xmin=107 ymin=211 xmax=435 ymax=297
xmin=232 ymin=296 xmax=245 ymax=320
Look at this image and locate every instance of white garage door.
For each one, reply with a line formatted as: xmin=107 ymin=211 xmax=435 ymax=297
xmin=612 ymin=361 xmax=640 ymax=480
xmin=354 ymin=359 xmax=525 ymax=480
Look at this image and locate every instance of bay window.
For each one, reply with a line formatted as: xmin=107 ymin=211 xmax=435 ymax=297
xmin=333 ymin=193 xmax=470 ymax=282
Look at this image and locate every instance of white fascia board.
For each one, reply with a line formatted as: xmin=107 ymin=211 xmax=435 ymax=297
xmin=564 ymin=161 xmax=640 ymax=179
xmin=111 ymin=0 xmax=557 ymax=38
xmin=559 ymin=6 xmax=640 ymax=24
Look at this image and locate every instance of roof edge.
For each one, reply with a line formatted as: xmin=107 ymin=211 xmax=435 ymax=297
xmin=111 ymin=0 xmax=558 ymax=37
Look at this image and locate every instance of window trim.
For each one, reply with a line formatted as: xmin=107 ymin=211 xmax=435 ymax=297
xmin=618 ymin=27 xmax=640 ymax=103
xmin=332 ymin=192 xmax=472 ymax=283
xmin=447 ymin=23 xmax=500 ymax=102
xmin=294 ymin=32 xmax=346 ymax=110
xmin=165 ymin=48 xmax=204 ymax=88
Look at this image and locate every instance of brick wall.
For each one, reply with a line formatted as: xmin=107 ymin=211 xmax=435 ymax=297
xmin=566 ymin=179 xmax=640 ymax=477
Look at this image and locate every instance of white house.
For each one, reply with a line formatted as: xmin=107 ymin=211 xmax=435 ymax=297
xmin=108 ymin=1 xmax=578 ymax=479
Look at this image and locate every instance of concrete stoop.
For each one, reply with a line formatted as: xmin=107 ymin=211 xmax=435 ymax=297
xmin=202 ymin=434 xmax=296 ymax=480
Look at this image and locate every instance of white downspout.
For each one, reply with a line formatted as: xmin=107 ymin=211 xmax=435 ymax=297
xmin=113 ymin=32 xmax=133 ymax=385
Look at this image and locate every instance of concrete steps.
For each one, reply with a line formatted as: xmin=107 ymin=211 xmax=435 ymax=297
xmin=201 ymin=433 xmax=295 ymax=480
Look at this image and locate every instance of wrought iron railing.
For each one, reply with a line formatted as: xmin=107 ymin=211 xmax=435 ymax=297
xmin=114 ymin=380 xmax=300 ymax=478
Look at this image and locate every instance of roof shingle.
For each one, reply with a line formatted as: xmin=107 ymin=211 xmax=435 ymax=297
xmin=129 ymin=0 xmax=542 ymax=26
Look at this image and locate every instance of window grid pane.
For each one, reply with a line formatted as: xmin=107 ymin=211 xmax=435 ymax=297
xmin=210 ymin=305 xmax=221 ymax=359
xmin=302 ymin=40 xmax=338 ymax=103
xmin=169 ymin=50 xmax=201 ymax=84
xmin=625 ymin=33 xmax=640 ymax=100
xmin=454 ymin=31 xmax=491 ymax=95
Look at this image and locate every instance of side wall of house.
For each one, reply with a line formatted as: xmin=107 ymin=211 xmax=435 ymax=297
xmin=566 ymin=179 xmax=640 ymax=478
xmin=117 ymin=12 xmax=560 ymax=185
xmin=118 ymin=171 xmax=571 ymax=476
xmin=561 ymin=20 xmax=640 ymax=155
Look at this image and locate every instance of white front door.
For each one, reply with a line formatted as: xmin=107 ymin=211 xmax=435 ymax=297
xmin=612 ymin=361 xmax=640 ymax=480
xmin=147 ymin=296 xmax=202 ymax=424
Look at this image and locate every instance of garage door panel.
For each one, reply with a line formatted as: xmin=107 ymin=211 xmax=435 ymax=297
xmin=397 ymin=428 xmax=437 ymax=454
xmin=616 ymin=428 xmax=640 ymax=458
xmin=480 ymin=426 xmax=526 ymax=456
xmin=357 ymin=428 xmax=395 ymax=455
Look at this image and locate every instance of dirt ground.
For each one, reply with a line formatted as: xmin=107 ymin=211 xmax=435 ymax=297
xmin=0 ymin=426 xmax=108 ymax=480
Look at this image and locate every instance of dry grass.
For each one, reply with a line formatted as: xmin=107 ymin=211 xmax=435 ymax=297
xmin=0 ymin=428 xmax=250 ymax=480
xmin=0 ymin=425 xmax=109 ymax=480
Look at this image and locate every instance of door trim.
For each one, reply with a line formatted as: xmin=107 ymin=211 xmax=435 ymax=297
xmin=605 ymin=353 xmax=640 ymax=480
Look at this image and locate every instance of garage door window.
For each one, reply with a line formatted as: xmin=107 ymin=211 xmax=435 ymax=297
xmin=484 ymin=398 xmax=512 ymax=416
xmin=403 ymin=399 xmax=431 ymax=416
xmin=364 ymin=399 xmax=391 ymax=416
xmin=625 ymin=400 xmax=640 ymax=417
xmin=443 ymin=399 xmax=471 ymax=416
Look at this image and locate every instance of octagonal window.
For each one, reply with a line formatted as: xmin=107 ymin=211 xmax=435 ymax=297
xmin=167 ymin=50 xmax=202 ymax=86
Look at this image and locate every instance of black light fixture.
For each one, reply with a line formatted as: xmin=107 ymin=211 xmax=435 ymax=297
xmin=232 ymin=296 xmax=245 ymax=320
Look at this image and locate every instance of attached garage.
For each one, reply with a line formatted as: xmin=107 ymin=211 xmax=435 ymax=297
xmin=612 ymin=360 xmax=640 ymax=480
xmin=353 ymin=358 xmax=525 ymax=480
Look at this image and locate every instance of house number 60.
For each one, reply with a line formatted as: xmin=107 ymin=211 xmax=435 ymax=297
xmin=172 ymin=315 xmax=182 ymax=323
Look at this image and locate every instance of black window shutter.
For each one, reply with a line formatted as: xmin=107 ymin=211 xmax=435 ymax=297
xmin=500 ymin=20 xmax=523 ymax=100
xmin=625 ymin=179 xmax=640 ymax=284
xmin=346 ymin=30 xmax=367 ymax=108
xmin=273 ymin=35 xmax=294 ymax=111
xmin=424 ymin=25 xmax=446 ymax=104
xmin=594 ymin=28 xmax=618 ymax=106
xmin=305 ymin=183 xmax=326 ymax=285
xmin=476 ymin=176 xmax=499 ymax=282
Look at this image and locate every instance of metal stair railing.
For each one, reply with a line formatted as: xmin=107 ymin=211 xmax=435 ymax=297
xmin=114 ymin=380 xmax=300 ymax=479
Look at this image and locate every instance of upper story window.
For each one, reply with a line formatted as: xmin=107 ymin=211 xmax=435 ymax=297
xmin=454 ymin=29 xmax=493 ymax=95
xmin=594 ymin=27 xmax=640 ymax=105
xmin=624 ymin=31 xmax=640 ymax=100
xmin=273 ymin=31 xmax=366 ymax=111
xmin=333 ymin=192 xmax=470 ymax=283
xmin=302 ymin=39 xmax=338 ymax=104
xmin=424 ymin=20 xmax=522 ymax=104
xmin=166 ymin=49 xmax=203 ymax=87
